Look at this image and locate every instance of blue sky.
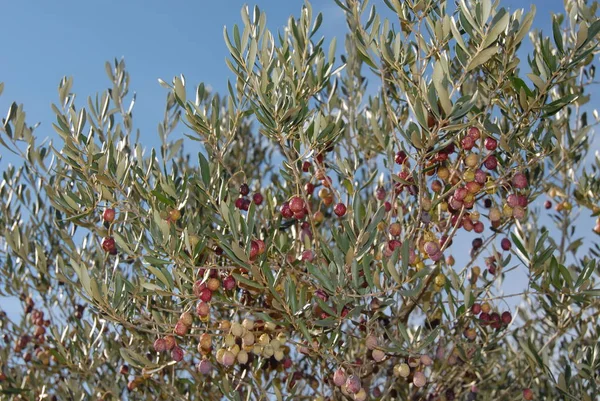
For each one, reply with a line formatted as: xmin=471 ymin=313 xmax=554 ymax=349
xmin=0 ymin=0 xmax=592 ymax=320
xmin=0 ymin=0 xmax=567 ymax=143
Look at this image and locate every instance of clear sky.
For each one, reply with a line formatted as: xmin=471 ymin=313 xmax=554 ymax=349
xmin=0 ymin=0 xmax=567 ymax=143
xmin=0 ymin=0 xmax=592 ymax=319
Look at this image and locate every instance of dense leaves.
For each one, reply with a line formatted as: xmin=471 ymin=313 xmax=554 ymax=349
xmin=1 ymin=0 xmax=600 ymax=400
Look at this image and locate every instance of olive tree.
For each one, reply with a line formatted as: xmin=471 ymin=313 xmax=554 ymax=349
xmin=1 ymin=0 xmax=600 ymax=400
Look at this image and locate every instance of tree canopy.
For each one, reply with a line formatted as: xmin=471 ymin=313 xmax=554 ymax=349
xmin=1 ymin=0 xmax=600 ymax=400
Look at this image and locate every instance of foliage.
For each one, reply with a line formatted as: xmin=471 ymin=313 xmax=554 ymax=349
xmin=1 ymin=0 xmax=600 ymax=400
